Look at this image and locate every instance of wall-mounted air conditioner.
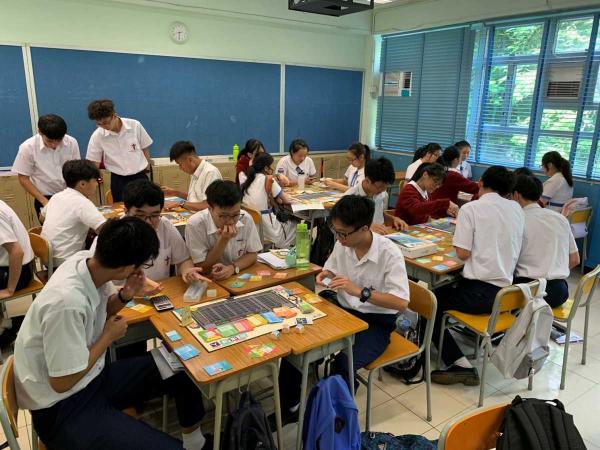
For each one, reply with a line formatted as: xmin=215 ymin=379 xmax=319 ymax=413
xmin=545 ymin=63 xmax=583 ymax=99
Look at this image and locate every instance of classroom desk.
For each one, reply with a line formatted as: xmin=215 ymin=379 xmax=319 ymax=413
xmin=284 ymin=184 xmax=341 ymax=236
xmin=98 ymin=202 xmax=192 ymax=228
xmin=215 ymin=261 xmax=321 ymax=295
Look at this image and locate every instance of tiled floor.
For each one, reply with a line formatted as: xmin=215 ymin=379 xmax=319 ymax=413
xmin=3 ymin=270 xmax=600 ymax=449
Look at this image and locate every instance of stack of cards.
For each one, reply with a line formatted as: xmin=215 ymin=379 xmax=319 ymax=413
xmin=246 ymin=343 xmax=277 ymax=358
xmin=174 ymin=344 xmax=200 ymax=361
xmin=204 ymin=360 xmax=233 ymax=376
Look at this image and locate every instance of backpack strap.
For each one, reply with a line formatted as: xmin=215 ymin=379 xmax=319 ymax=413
xmin=517 ymin=400 xmax=552 ymax=450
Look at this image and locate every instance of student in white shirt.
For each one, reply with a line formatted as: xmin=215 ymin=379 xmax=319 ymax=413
xmin=86 ymin=99 xmax=153 ymax=203
xmin=405 ymin=142 xmax=442 ymax=181
xmin=324 ymin=142 xmax=370 ymax=192
xmin=13 ymin=114 xmax=80 ymax=218
xmin=512 ymin=174 xmax=579 ymax=308
xmin=540 ymin=151 xmax=574 ymax=212
xmin=162 ymin=141 xmax=223 ymax=212
xmin=241 ymin=153 xmax=296 ymax=249
xmin=14 ymin=217 xmax=208 ymax=450
xmin=431 ymin=166 xmax=524 ymax=386
xmin=41 ymin=160 xmax=106 ymax=267
xmin=275 ymin=139 xmax=317 ymax=186
xmin=454 ymin=140 xmax=473 ymax=180
xmin=0 ymin=200 xmax=34 ymax=299
xmin=344 ymin=157 xmax=408 ymax=234
xmin=186 ymin=180 xmax=262 ymax=281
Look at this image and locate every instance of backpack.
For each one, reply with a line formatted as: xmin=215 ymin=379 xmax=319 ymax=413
xmin=265 ymin=175 xmax=292 ymax=223
xmin=496 ymin=396 xmax=586 ymax=450
xmin=383 ymin=310 xmax=425 ymax=384
xmin=360 ymin=432 xmax=437 ymax=450
xmin=309 ymin=219 xmax=335 ymax=266
xmin=222 ymin=391 xmax=277 ymax=450
xmin=490 ymin=278 xmax=553 ymax=380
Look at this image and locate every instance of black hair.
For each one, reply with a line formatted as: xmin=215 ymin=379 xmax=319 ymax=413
xmin=62 ymin=159 xmax=100 ymax=188
xmin=480 ymin=165 xmax=515 ymax=196
xmin=169 ymin=141 xmax=197 ymax=161
xmin=330 ymin=195 xmax=374 ymax=230
xmin=288 ymin=138 xmax=309 ymax=154
xmin=412 ymin=143 xmax=442 ymax=162
xmin=347 ymin=142 xmax=371 ymax=161
xmin=241 ymin=153 xmax=274 ymax=196
xmin=124 ymin=179 xmax=164 ymax=210
xmin=206 ymin=180 xmax=242 ymax=208
xmin=454 ymin=140 xmax=471 ymax=150
xmin=364 ymin=157 xmax=395 ymax=185
xmin=94 ymin=217 xmax=159 ymax=269
xmin=239 ymin=139 xmax=265 ymax=158
xmin=412 ymin=162 xmax=447 ymax=183
xmin=513 ymin=174 xmax=543 ymax=202
xmin=542 ymin=151 xmax=573 ymax=187
xmin=439 ymin=146 xmax=460 ymax=168
xmin=38 ymin=114 xmax=67 ymax=140
xmin=87 ymin=99 xmax=115 ymax=121
xmin=514 ymin=167 xmax=534 ymax=177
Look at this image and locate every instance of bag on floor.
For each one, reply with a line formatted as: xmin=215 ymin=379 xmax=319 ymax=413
xmin=223 ymin=391 xmax=277 ymax=450
xmin=490 ymin=278 xmax=553 ymax=379
xmin=360 ymin=432 xmax=437 ymax=450
xmin=309 ymin=219 xmax=335 ymax=266
xmin=496 ymin=396 xmax=586 ymax=450
xmin=383 ymin=310 xmax=424 ymax=384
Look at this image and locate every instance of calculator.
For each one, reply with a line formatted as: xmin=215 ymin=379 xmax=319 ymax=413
xmin=152 ymin=295 xmax=174 ymax=311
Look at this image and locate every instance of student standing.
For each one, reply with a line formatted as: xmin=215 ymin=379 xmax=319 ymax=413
xmin=86 ymin=99 xmax=153 ymax=203
xmin=540 ymin=151 xmax=574 ymax=212
xmin=275 ymin=139 xmax=317 ymax=186
xmin=430 ymin=146 xmax=479 ymax=206
xmin=162 ymin=141 xmax=222 ymax=212
xmin=405 ymin=143 xmax=442 ymax=181
xmin=13 ymin=114 xmax=80 ymax=217
xmin=236 ymin=139 xmax=266 ymax=186
xmin=430 ymin=166 xmax=524 ymax=386
xmin=454 ymin=140 xmax=473 ymax=180
xmin=325 ymin=142 xmax=370 ymax=192
xmin=512 ymin=174 xmax=579 ymax=308
xmin=14 ymin=217 xmax=208 ymax=450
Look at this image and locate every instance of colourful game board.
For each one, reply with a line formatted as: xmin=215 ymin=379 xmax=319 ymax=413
xmin=402 ymin=221 xmax=463 ymax=272
xmin=286 ymin=187 xmax=342 ymax=206
xmin=417 ymin=217 xmax=457 ymax=234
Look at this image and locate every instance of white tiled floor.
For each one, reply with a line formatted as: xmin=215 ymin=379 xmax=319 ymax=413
xmin=2 ymin=271 xmax=600 ymax=449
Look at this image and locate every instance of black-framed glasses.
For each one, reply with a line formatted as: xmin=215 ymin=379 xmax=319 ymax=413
xmin=141 ymin=260 xmax=154 ymax=270
xmin=329 ymin=223 xmax=361 ymax=240
xmin=217 ymin=213 xmax=241 ymax=221
xmin=133 ymin=213 xmax=161 ymax=222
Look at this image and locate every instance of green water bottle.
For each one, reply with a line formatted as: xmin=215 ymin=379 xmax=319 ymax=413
xmin=232 ymin=144 xmax=239 ymax=161
xmin=295 ymin=222 xmax=310 ymax=268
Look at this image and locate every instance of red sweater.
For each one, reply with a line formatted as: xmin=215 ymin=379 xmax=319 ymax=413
xmin=235 ymin=155 xmax=251 ymax=185
xmin=430 ymin=170 xmax=479 ymax=204
xmin=394 ymin=183 xmax=450 ymax=225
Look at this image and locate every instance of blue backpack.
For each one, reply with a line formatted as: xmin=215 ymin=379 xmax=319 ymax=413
xmin=361 ymin=432 xmax=437 ymax=450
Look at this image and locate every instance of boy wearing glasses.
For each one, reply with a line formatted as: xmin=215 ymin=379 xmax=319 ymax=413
xmin=186 ymin=180 xmax=262 ymax=280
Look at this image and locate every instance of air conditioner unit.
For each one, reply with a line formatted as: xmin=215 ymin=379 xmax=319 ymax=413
xmin=545 ymin=63 xmax=583 ymax=99
xmin=288 ymin=0 xmax=374 ymax=16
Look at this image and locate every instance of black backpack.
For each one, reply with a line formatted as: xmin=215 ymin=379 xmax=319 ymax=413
xmin=361 ymin=432 xmax=437 ymax=449
xmin=223 ymin=392 xmax=277 ymax=450
xmin=496 ymin=396 xmax=586 ymax=450
xmin=383 ymin=313 xmax=425 ymax=384
xmin=310 ymin=219 xmax=335 ymax=267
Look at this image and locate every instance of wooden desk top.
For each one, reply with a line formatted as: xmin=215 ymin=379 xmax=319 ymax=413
xmin=98 ymin=202 xmax=192 ymax=227
xmin=120 ymin=276 xmax=229 ymax=325
xmin=215 ymin=262 xmax=321 ymax=295
xmin=284 ymin=185 xmax=342 ymax=210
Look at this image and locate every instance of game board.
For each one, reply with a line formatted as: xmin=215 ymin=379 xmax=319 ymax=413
xmin=402 ymin=222 xmax=463 ymax=272
xmin=417 ymin=217 xmax=457 ymax=234
xmin=173 ymin=286 xmax=326 ymax=352
xmin=286 ymin=187 xmax=342 ymax=207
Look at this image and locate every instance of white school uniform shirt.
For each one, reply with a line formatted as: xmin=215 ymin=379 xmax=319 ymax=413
xmin=86 ymin=118 xmax=152 ymax=176
xmin=405 ymin=159 xmax=422 ymax=181
xmin=14 ymin=251 xmax=116 ymax=410
xmin=459 ymin=161 xmax=472 ymax=180
xmin=408 ymin=180 xmax=428 ymax=199
xmin=242 ymin=174 xmax=296 ymax=249
xmin=275 ymin=155 xmax=317 ymax=182
xmin=542 ymin=173 xmax=573 ymax=212
xmin=453 ymin=192 xmax=524 ymax=287
xmin=188 ymin=160 xmax=223 ymax=203
xmin=324 ymin=233 xmax=409 ymax=314
xmin=0 ymin=201 xmax=34 ymax=267
xmin=41 ymin=188 xmax=106 ymax=266
xmin=13 ymin=134 xmax=80 ymax=196
xmin=185 ymin=209 xmax=263 ymax=266
xmin=515 ymin=203 xmax=578 ymax=280
xmin=343 ymin=182 xmax=388 ymax=225
xmin=344 ymin=165 xmax=365 ymax=188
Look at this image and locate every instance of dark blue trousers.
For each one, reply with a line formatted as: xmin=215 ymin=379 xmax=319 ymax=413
xmin=31 ymin=354 xmax=205 ymax=450
xmin=514 ymin=277 xmax=569 ymax=308
xmin=110 ymin=171 xmax=148 ymax=202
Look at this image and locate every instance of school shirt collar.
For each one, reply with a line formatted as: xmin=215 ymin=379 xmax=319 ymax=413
xmin=523 ymin=203 xmax=541 ymax=212
xmin=354 ymin=232 xmax=380 ymax=265
xmin=205 ymin=210 xmax=244 ymax=236
xmin=449 ymin=167 xmax=461 ymax=173
xmin=356 ymin=181 xmax=369 ymax=197
xmin=409 ymin=180 xmax=428 ymax=200
xmin=192 ymin=159 xmax=207 ymax=179
xmin=479 ymin=191 xmax=502 ymax=202
xmin=36 ymin=134 xmax=62 ymax=153
xmin=74 ymin=253 xmax=103 ymax=309
xmin=100 ymin=117 xmax=131 ymax=137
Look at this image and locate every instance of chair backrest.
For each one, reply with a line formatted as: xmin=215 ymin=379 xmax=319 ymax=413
xmin=241 ymin=204 xmax=261 ymax=225
xmin=398 ymin=179 xmax=407 ymax=191
xmin=0 ymin=355 xmax=20 ymax=445
xmin=568 ymin=207 xmax=592 ymax=226
xmin=571 ymin=264 xmax=600 ymax=311
xmin=28 ymin=232 xmax=53 ymax=278
xmin=105 ymin=189 xmax=113 ymax=205
xmin=488 ymin=281 xmax=539 ymax=334
xmin=408 ymin=280 xmax=437 ymax=356
xmin=28 ymin=226 xmax=42 ymax=235
xmin=438 ymin=403 xmax=508 ymax=450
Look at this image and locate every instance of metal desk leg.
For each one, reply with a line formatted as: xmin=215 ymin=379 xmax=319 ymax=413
xmin=345 ymin=336 xmax=355 ymax=400
xmin=269 ymin=361 xmax=285 ymax=450
xmin=295 ymin=355 xmax=311 ymax=450
xmin=213 ymin=380 xmax=226 ymax=450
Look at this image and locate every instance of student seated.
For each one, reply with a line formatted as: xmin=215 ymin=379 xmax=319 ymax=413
xmin=162 ymin=141 xmax=223 ymax=212
xmin=454 ymin=140 xmax=472 ymax=180
xmin=236 ymin=138 xmax=266 ymax=186
xmin=13 ymin=114 xmax=80 ymax=219
xmin=0 ymin=200 xmax=34 ymax=299
xmin=324 ymin=142 xmax=370 ymax=192
xmin=186 ymin=180 xmax=262 ymax=280
xmin=430 ymin=166 xmax=524 ymax=386
xmin=41 ymin=160 xmax=106 ymax=267
xmin=514 ymin=167 xmax=534 ymax=177
xmin=405 ymin=142 xmax=442 ymax=181
xmin=275 ymin=139 xmax=317 ymax=186
xmin=430 ymin=145 xmax=479 ymax=206
xmin=394 ymin=163 xmax=459 ymax=225
xmin=540 ymin=151 xmax=574 ymax=212
xmin=14 ymin=217 xmax=208 ymax=450
xmin=512 ymin=174 xmax=579 ymax=308
xmin=275 ymin=196 xmax=409 ymax=424
xmin=344 ymin=157 xmax=408 ymax=234
xmin=241 ymin=153 xmax=296 ymax=249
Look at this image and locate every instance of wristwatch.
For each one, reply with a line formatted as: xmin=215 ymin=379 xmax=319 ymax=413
xmin=117 ymin=288 xmax=133 ymax=304
xmin=232 ymin=264 xmax=240 ymax=275
xmin=359 ymin=287 xmax=372 ymax=303
xmin=179 ymin=200 xmax=186 ymax=209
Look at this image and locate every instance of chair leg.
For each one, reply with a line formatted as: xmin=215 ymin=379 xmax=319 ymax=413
xmin=478 ymin=338 xmax=490 ymax=407
xmin=528 ymin=367 xmax=534 ymax=391
xmin=581 ymin=236 xmax=587 ymax=274
xmin=162 ymin=395 xmax=168 ymax=432
xmin=582 ymin=303 xmax=591 ymax=365
xmin=437 ymin=315 xmax=448 ymax=368
xmin=561 ymin=320 xmax=572 ymax=390
xmin=425 ymin=345 xmax=432 ymax=422
xmin=31 ymin=425 xmax=39 ymax=450
xmin=378 ymin=368 xmax=383 ymax=383
xmin=472 ymin=334 xmax=481 ymax=361
xmin=366 ymin=370 xmax=374 ymax=432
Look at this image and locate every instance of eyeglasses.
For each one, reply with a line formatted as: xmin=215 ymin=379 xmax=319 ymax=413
xmin=347 ymin=156 xmax=358 ymax=163
xmin=141 ymin=260 xmax=154 ymax=270
xmin=133 ymin=213 xmax=161 ymax=222
xmin=218 ymin=213 xmax=241 ymax=221
xmin=329 ymin=224 xmax=362 ymax=240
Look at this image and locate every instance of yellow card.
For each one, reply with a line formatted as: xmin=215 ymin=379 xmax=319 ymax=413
xmin=303 ymin=293 xmax=322 ymax=304
xmin=250 ymin=275 xmax=262 ymax=282
xmin=432 ymin=256 xmax=444 ymax=261
xmin=247 ymin=314 xmax=268 ymax=326
xmin=131 ymin=304 xmax=152 ymax=313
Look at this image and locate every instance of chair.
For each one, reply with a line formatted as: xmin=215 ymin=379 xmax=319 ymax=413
xmin=438 ymin=403 xmax=509 ymax=450
xmin=28 ymin=231 xmax=54 ymax=282
xmin=242 ymin=204 xmax=267 ymax=247
xmin=552 ymin=264 xmax=600 ymax=389
xmin=28 ymin=226 xmax=42 ymax=235
xmin=357 ymin=281 xmax=437 ymax=430
xmin=105 ymin=189 xmax=114 ymax=205
xmin=568 ymin=207 xmax=593 ymax=273
xmin=437 ymin=281 xmax=539 ymax=407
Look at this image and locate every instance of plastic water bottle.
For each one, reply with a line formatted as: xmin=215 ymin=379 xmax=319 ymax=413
xmin=295 ymin=222 xmax=310 ymax=268
xmin=232 ymin=144 xmax=239 ymax=161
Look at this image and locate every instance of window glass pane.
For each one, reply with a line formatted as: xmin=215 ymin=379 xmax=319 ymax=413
xmin=534 ymin=135 xmax=573 ymax=166
xmin=540 ymin=108 xmax=577 ymax=132
xmin=483 ymin=65 xmax=508 ymax=125
xmin=509 ymin=64 xmax=538 ymax=127
xmin=581 ymin=109 xmax=597 ymax=133
xmin=554 ymin=17 xmax=593 ymax=54
xmin=572 ymin=138 xmax=592 ymax=177
xmin=493 ymin=24 xmax=544 ymax=56
xmin=479 ymin=132 xmax=527 ymax=165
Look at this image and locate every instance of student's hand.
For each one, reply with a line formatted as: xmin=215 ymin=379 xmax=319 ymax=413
xmin=103 ymin=315 xmax=128 ymax=343
xmin=323 ymin=178 xmax=333 ymax=187
xmin=217 ymin=224 xmax=238 ymax=242
xmin=316 ymin=270 xmax=335 ymax=287
xmin=211 ymin=263 xmax=234 ymax=280
xmin=306 ymin=177 xmax=315 ymax=185
xmin=276 ymin=174 xmax=290 ymax=187
xmin=392 ymin=217 xmax=409 ymax=231
xmin=328 ymin=276 xmax=361 ymax=297
xmin=447 ymin=202 xmax=459 ymax=217
xmin=181 ymin=267 xmax=210 ymax=284
xmin=121 ymin=269 xmax=147 ymax=298
xmin=161 ymin=186 xmax=176 ymax=196
xmin=370 ymin=223 xmax=388 ymax=235
xmin=163 ymin=201 xmax=180 ymax=210
xmin=0 ymin=289 xmax=13 ymax=300
xmin=140 ymin=278 xmax=162 ymax=297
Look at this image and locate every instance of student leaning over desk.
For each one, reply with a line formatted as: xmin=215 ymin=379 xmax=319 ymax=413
xmin=324 ymin=142 xmax=370 ymax=192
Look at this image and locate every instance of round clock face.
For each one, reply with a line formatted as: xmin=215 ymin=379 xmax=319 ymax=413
xmin=169 ymin=22 xmax=188 ymax=44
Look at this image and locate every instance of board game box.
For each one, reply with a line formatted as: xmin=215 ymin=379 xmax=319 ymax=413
xmin=385 ymin=232 xmax=438 ymax=258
